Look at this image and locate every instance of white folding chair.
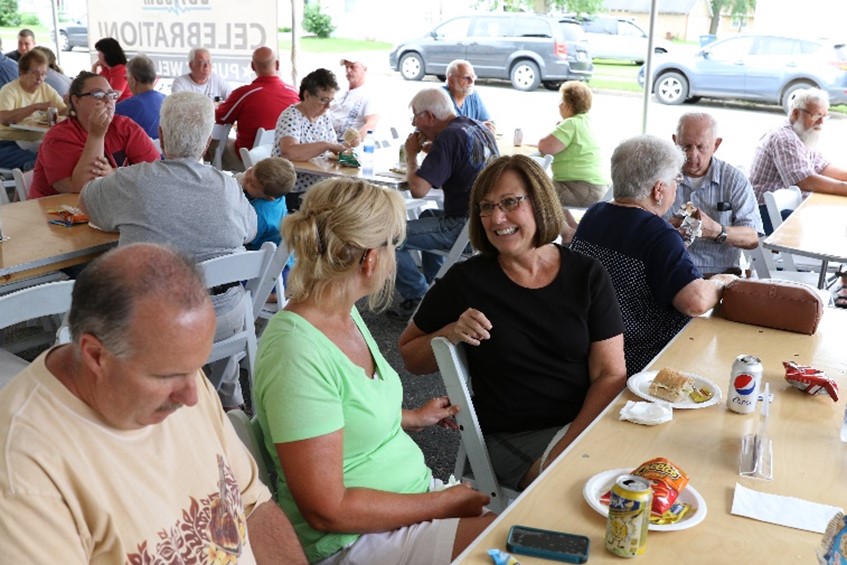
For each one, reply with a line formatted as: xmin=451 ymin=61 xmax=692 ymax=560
xmin=239 ymin=144 xmax=273 ymax=169
xmin=529 ymin=153 xmax=553 ymax=176
xmin=255 ymin=243 xmax=292 ymax=326
xmin=197 ymin=242 xmax=278 ymax=393
xmin=11 ymin=168 xmax=28 ymax=202
xmin=227 ymin=409 xmax=274 ymax=488
xmin=210 ymin=123 xmax=232 ymax=170
xmin=431 ymin=336 xmax=519 ymax=514
xmin=251 ymin=127 xmax=275 ymax=148
xmin=745 ymin=239 xmax=832 ymax=304
xmin=429 ymin=220 xmax=472 ymax=282
xmin=0 ymin=280 xmax=75 ymax=388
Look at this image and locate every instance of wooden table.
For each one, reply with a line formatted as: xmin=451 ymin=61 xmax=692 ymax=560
xmin=763 ymin=192 xmax=847 ymax=288
xmin=455 ymin=309 xmax=847 ymax=564
xmin=291 ymin=156 xmax=407 ymax=189
xmin=0 ymin=193 xmax=118 ymax=286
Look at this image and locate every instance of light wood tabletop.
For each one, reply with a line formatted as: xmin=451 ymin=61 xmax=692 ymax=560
xmin=291 ymin=156 xmax=408 ymax=188
xmin=455 ymin=309 xmax=847 ymax=564
xmin=763 ymin=192 xmax=847 ymax=288
xmin=0 ymin=193 xmax=118 ymax=285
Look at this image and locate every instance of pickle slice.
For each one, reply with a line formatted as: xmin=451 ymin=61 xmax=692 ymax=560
xmin=689 ymin=387 xmax=713 ymax=403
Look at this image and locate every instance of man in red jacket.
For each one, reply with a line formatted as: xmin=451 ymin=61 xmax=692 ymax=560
xmin=215 ymin=46 xmax=299 ymax=171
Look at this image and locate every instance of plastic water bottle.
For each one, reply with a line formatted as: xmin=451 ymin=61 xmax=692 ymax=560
xmin=362 ymin=130 xmax=375 ymax=175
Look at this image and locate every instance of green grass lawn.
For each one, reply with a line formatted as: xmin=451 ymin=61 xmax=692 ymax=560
xmin=277 ymin=36 xmax=392 ymax=53
xmin=588 ymin=60 xmax=643 ymax=93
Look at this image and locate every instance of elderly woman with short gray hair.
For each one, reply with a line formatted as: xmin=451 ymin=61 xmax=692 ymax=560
xmin=571 ymin=135 xmax=736 ymax=376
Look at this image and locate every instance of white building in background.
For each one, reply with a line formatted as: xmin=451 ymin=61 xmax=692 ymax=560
xmin=753 ymin=0 xmax=847 ymax=39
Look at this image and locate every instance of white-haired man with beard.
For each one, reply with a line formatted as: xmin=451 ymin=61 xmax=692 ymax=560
xmin=749 ymin=87 xmax=847 ymax=234
xmin=442 ymin=59 xmax=494 ymax=133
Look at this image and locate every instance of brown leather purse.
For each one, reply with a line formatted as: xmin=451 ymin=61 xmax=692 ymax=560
xmin=721 ymin=279 xmax=824 ymax=335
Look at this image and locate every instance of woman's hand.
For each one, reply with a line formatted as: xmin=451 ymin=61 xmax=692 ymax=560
xmin=448 ymin=308 xmax=492 ymax=346
xmin=437 ymin=484 xmax=490 ymax=517
xmin=402 ymin=396 xmax=459 ymax=433
xmin=89 ymin=155 xmax=114 ymax=178
xmin=87 ymin=104 xmax=113 ymax=138
xmin=326 ymin=142 xmax=347 ymax=155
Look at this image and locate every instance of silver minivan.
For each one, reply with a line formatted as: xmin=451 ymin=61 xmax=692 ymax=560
xmin=388 ymin=14 xmax=593 ymax=91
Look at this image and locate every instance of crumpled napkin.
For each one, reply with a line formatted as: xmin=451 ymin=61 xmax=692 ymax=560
xmin=619 ymin=400 xmax=673 ymax=425
xmin=731 ymin=483 xmax=842 ymax=533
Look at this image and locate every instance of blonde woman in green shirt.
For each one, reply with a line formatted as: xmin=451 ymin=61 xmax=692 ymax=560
xmin=538 ymin=81 xmax=610 ymax=208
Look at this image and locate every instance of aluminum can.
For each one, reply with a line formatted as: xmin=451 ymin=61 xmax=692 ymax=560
xmin=47 ymin=106 xmax=58 ymax=126
xmin=513 ymin=127 xmax=523 ymax=146
xmin=727 ymin=354 xmax=763 ymax=414
xmin=605 ymin=474 xmax=652 ymax=557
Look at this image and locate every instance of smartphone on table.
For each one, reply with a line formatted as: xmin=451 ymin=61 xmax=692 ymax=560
xmin=506 ymin=524 xmax=589 ymax=563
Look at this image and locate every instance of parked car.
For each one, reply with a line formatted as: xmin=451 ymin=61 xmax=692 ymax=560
xmin=640 ymin=34 xmax=847 ymax=112
xmin=50 ymin=17 xmax=88 ymax=51
xmin=578 ymin=15 xmax=669 ymax=64
xmin=388 ymin=14 xmax=593 ymax=91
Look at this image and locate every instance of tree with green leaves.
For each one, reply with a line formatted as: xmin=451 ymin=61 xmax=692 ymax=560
xmin=709 ymin=0 xmax=756 ymax=34
xmin=0 ymin=0 xmax=21 ymax=27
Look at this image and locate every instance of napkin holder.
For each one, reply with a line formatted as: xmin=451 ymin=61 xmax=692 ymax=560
xmin=721 ymin=278 xmax=823 ymax=335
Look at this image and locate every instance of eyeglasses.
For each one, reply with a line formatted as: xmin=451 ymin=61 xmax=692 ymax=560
xmin=311 ymin=93 xmax=334 ymax=105
xmin=800 ymin=108 xmax=829 ymax=122
xmin=25 ymin=70 xmax=47 ymax=79
xmin=77 ymin=90 xmax=120 ymax=102
xmin=411 ymin=110 xmax=429 ymax=124
xmin=479 ymin=195 xmax=529 ymax=216
xmin=456 ymin=75 xmax=476 ymax=83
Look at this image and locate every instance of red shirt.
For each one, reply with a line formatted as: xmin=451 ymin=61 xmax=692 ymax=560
xmin=100 ymin=64 xmax=132 ymax=102
xmin=29 ymin=115 xmax=161 ymax=199
xmin=215 ymin=75 xmax=299 ymax=155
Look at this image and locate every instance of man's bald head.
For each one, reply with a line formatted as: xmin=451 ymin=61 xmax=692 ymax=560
xmin=68 ymin=243 xmax=212 ymax=358
xmin=252 ymin=46 xmax=278 ymax=77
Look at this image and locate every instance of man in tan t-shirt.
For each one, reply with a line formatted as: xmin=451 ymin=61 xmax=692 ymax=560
xmin=0 ymin=243 xmax=306 ymax=564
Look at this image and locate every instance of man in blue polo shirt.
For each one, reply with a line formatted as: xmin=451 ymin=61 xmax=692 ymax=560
xmin=115 ymin=54 xmax=165 ymax=140
xmin=442 ymin=59 xmax=495 ymax=134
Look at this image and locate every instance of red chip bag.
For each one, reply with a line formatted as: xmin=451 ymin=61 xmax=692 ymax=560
xmin=631 ymin=457 xmax=689 ymax=516
xmin=783 ymin=361 xmax=838 ymax=401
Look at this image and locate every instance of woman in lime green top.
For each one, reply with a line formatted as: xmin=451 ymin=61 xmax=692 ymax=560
xmin=538 ymin=81 xmax=610 ymax=208
xmin=254 ymin=177 xmax=494 ymax=563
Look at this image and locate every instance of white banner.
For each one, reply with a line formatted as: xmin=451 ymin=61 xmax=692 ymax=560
xmin=86 ymin=0 xmax=278 ymax=82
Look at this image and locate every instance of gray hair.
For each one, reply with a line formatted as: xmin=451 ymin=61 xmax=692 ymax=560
xmin=68 ymin=243 xmax=210 ymax=358
xmin=409 ymin=88 xmax=456 ymax=121
xmin=676 ymin=112 xmax=718 ymax=139
xmin=789 ymin=87 xmax=829 ymax=114
xmin=188 ymin=47 xmax=210 ymax=63
xmin=159 ymin=91 xmax=214 ymax=159
xmin=446 ymin=59 xmax=472 ymax=78
xmin=127 ymin=54 xmax=156 ymax=85
xmin=612 ymin=135 xmax=685 ymax=200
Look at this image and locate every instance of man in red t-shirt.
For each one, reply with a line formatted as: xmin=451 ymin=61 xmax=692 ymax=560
xmin=215 ymin=46 xmax=299 ymax=172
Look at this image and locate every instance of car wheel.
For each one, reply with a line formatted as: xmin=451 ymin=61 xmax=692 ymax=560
xmin=399 ymin=53 xmax=425 ymax=81
xmin=683 ymin=96 xmax=702 ymax=104
xmin=781 ymin=81 xmax=815 ymax=114
xmin=654 ymin=71 xmax=688 ymax=105
xmin=436 ymin=74 xmax=446 ymax=82
xmin=542 ymin=81 xmax=562 ymax=91
xmin=59 ymin=31 xmax=71 ymax=52
xmin=510 ymin=60 xmax=540 ymax=91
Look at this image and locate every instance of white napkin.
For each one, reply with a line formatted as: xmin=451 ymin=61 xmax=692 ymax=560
xmin=619 ymin=400 xmax=673 ymax=425
xmin=731 ymin=483 xmax=842 ymax=533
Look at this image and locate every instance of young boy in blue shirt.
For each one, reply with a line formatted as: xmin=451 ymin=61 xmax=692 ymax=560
xmin=237 ymin=157 xmax=296 ymax=282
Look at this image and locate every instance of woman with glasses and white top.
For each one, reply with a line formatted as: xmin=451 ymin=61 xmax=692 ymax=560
xmin=570 ymin=135 xmax=737 ymax=376
xmin=28 ymin=71 xmax=160 ymax=199
xmin=272 ymin=68 xmax=347 ymax=196
xmin=399 ymin=154 xmax=627 ymax=492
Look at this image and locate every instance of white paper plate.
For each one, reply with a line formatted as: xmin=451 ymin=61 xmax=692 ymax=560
xmin=627 ymin=370 xmax=722 ymax=409
xmin=582 ymin=468 xmax=707 ymax=531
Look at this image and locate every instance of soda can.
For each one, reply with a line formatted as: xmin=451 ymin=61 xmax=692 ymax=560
xmin=605 ymin=474 xmax=652 ymax=557
xmin=513 ymin=127 xmax=523 ymax=147
xmin=727 ymin=354 xmax=763 ymax=414
xmin=47 ymin=106 xmax=58 ymax=126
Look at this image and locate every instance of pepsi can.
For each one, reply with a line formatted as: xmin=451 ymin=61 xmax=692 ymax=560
xmin=727 ymin=354 xmax=763 ymax=414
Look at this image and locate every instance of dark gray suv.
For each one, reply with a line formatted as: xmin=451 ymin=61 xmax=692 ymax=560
xmin=388 ymin=14 xmax=593 ymax=91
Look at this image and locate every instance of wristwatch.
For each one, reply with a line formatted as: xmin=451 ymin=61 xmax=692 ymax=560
xmin=715 ymin=225 xmax=728 ymax=244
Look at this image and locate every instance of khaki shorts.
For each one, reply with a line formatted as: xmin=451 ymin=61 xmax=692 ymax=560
xmin=553 ymin=180 xmax=608 ymax=208
xmin=314 ymin=517 xmax=460 ymax=565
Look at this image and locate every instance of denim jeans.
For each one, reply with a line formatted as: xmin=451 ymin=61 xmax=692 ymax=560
xmin=395 ymin=210 xmax=466 ymax=300
xmin=0 ymin=140 xmax=36 ymax=171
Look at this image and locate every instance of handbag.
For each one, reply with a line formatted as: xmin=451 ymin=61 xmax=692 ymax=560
xmin=721 ymin=278 xmax=824 ymax=335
